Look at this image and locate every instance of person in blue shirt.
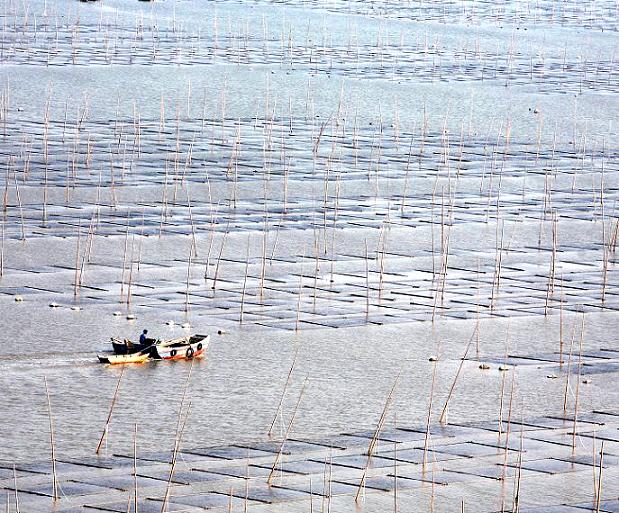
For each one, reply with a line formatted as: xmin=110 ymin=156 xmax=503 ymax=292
xmin=139 ymin=329 xmax=149 ymax=345
xmin=138 ymin=329 xmax=158 ymax=357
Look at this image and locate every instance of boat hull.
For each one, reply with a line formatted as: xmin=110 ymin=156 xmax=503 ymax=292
xmin=153 ymin=335 xmax=209 ymax=360
xmin=98 ymin=353 xmax=150 ymax=365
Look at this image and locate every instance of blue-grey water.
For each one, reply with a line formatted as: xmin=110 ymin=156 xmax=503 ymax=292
xmin=0 ymin=1 xmax=618 ymax=511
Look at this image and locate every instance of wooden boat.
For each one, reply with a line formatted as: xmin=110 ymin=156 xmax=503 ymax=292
xmin=152 ymin=334 xmax=209 ymax=360
xmin=111 ymin=337 xmax=158 ymax=355
xmin=97 ymin=352 xmax=151 ymax=365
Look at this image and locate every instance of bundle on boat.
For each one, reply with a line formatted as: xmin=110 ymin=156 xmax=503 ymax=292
xmin=97 ymin=334 xmax=209 ymax=364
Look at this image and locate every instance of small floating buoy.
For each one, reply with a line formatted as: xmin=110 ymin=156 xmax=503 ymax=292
xmin=70 ymin=306 xmax=82 ymax=311
xmin=479 ymin=363 xmax=491 ymax=370
xmin=126 ymin=314 xmax=136 ymax=320
xmin=181 ymin=322 xmax=191 ymax=329
xmin=582 ymin=379 xmax=592 ymax=384
xmin=498 ymin=365 xmax=510 ymax=371
xmin=429 ymin=356 xmax=439 ymax=362
xmin=14 ymin=295 xmax=23 ymax=302
xmin=49 ymin=302 xmax=60 ymax=308
xmin=113 ymin=311 xmax=122 ymax=317
xmin=546 ymin=374 xmax=558 ymax=379
xmin=165 ymin=320 xmax=175 ymax=326
xmin=217 ymin=329 xmax=228 ymax=335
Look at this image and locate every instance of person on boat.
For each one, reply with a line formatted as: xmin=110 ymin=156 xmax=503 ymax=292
xmin=139 ymin=329 xmax=150 ymax=345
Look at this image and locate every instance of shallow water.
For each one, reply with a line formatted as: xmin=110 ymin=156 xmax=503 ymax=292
xmin=0 ymin=0 xmax=618 ymax=511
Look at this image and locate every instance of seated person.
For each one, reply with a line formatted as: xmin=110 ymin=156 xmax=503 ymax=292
xmin=139 ymin=329 xmax=155 ymax=345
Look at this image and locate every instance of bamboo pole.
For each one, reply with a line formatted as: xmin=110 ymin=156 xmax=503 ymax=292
xmin=438 ymin=326 xmax=478 ymax=424
xmin=133 ymin=422 xmax=138 ymax=513
xmin=0 ymin=217 xmax=4 ymax=278
xmin=562 ymin=319 xmax=577 ymax=415
xmin=572 ymin=313 xmax=585 ymax=454
xmin=161 ymin=361 xmax=195 ymax=513
xmin=393 ymin=412 xmax=398 ymax=513
xmin=295 ymin=246 xmax=306 ymax=332
xmin=11 ymin=167 xmax=25 ymax=241
xmin=267 ymin=376 xmax=309 ymax=485
xmin=595 ymin=442 xmax=604 ymax=513
xmin=267 ymin=346 xmax=299 ymax=437
xmin=186 ymin=184 xmax=198 ymax=258
xmin=120 ymin=211 xmax=130 ymax=301
xmin=12 ymin=465 xmax=19 ymax=513
xmin=592 ymin=429 xmax=598 ymax=502
xmin=126 ymin=236 xmax=135 ymax=309
xmin=512 ymin=425 xmax=524 ymax=513
xmin=559 ymin=275 xmax=565 ymax=366
xmin=227 ymin=486 xmax=233 ymax=513
xmin=422 ymin=361 xmax=438 ymax=472
xmin=239 ymin=236 xmax=251 ymax=324
xmin=364 ymin=238 xmax=370 ymax=320
xmin=211 ymin=228 xmax=229 ymax=291
xmin=497 ymin=368 xmax=507 ymax=444
xmin=500 ymin=372 xmax=516 ymax=482
xmin=355 ymin=371 xmax=401 ymax=502
xmin=184 ymin=242 xmax=192 ymax=314
xmin=326 ymin=448 xmax=333 ymax=513
xmin=44 ymin=377 xmax=59 ymax=501
xmin=160 ymin=402 xmax=192 ymax=513
xmin=96 ymin=366 xmax=125 ymax=454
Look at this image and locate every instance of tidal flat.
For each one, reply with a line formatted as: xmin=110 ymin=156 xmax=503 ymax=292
xmin=0 ymin=0 xmax=618 ymax=511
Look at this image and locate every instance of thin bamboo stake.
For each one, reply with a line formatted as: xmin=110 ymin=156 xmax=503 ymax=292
xmin=572 ymin=313 xmax=585 ymax=454
xmin=320 ymin=452 xmax=328 ymax=512
xmin=364 ymin=238 xmax=370 ymax=320
xmin=184 ymin=242 xmax=192 ymax=314
xmin=160 ymin=402 xmax=192 ymax=513
xmin=500 ymin=372 xmax=516 ymax=483
xmin=439 ymin=326 xmax=478 ymax=424
xmin=595 ymin=442 xmax=604 ymax=513
xmin=563 ymin=320 xmax=577 ymax=415
xmin=356 ymin=372 xmax=401 ymax=502
xmin=367 ymin=372 xmax=401 ymax=457
xmin=211 ymin=228 xmax=229 ymax=291
xmin=267 ymin=346 xmax=299 ymax=437
xmin=239 ymin=236 xmax=251 ymax=324
xmin=497 ymin=370 xmax=507 ymax=444
xmin=0 ymin=218 xmax=4 ymax=278
xmin=44 ymin=377 xmax=59 ymax=501
xmin=227 ymin=486 xmax=233 ymax=513
xmin=133 ymin=422 xmax=138 ymax=513
xmin=11 ymin=168 xmax=25 ymax=241
xmin=592 ymin=429 xmax=598 ymax=502
xmin=393 ymin=413 xmax=398 ymax=513
xmin=126 ymin=236 xmax=135 ymax=308
xmin=160 ymin=361 xmax=195 ymax=513
xmin=512 ymin=425 xmax=524 ymax=513
xmin=120 ymin=211 xmax=130 ymax=301
xmin=12 ymin=465 xmax=19 ymax=513
xmin=96 ymin=366 xmax=125 ymax=454
xmin=422 ymin=361 xmax=438 ymax=472
xmin=326 ymin=448 xmax=333 ymax=513
xmin=267 ymin=376 xmax=309 ymax=485
xmin=559 ymin=275 xmax=565 ymax=367
xmin=295 ymin=248 xmax=306 ymax=332
xmin=73 ymin=219 xmax=82 ymax=298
